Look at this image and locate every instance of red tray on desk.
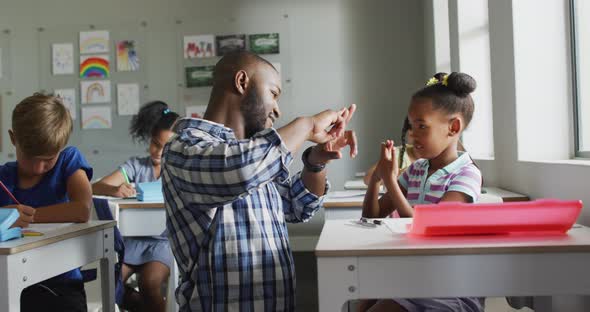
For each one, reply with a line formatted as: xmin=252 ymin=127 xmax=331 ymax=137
xmin=409 ymin=199 xmax=583 ymax=236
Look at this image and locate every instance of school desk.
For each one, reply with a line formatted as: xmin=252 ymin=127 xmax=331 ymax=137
xmin=315 ymin=219 xmax=590 ymax=312
xmin=322 ymin=187 xmax=522 ymax=220
xmin=0 ymin=221 xmax=116 ymax=312
xmin=106 ymin=198 xmax=178 ymax=312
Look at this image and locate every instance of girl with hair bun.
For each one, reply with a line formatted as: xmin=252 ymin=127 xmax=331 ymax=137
xmin=360 ymin=72 xmax=485 ymax=312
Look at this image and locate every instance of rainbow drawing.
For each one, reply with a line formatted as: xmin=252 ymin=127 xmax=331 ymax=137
xmin=79 ymin=30 xmax=109 ymax=54
xmin=80 ymin=80 xmax=111 ymax=104
xmin=80 ymin=55 xmax=109 ymax=78
xmin=81 ymin=106 xmax=112 ymax=129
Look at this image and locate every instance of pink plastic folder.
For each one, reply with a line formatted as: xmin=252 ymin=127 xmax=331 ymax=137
xmin=409 ymin=199 xmax=583 ymax=236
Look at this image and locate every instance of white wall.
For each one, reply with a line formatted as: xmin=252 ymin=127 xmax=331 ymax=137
xmin=451 ymin=0 xmax=495 ymax=159
xmin=513 ymin=0 xmax=573 ymax=161
xmin=487 ymin=0 xmax=590 ymax=225
xmin=0 ymin=0 xmax=425 ymax=189
xmin=425 ymin=0 xmax=590 ymax=225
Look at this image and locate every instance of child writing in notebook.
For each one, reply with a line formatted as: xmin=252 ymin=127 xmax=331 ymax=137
xmin=360 ymin=72 xmax=484 ymax=312
xmin=92 ymin=101 xmax=179 ymax=312
xmin=0 ymin=93 xmax=93 ymax=312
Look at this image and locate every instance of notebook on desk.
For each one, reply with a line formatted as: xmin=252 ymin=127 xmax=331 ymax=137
xmin=0 ymin=208 xmax=22 ymax=241
xmin=136 ymin=181 xmax=164 ymax=202
xmin=409 ymin=199 xmax=582 ymax=236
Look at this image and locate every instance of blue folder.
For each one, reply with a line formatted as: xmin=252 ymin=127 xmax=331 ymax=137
xmin=0 ymin=208 xmax=22 ymax=242
xmin=136 ymin=181 xmax=164 ymax=202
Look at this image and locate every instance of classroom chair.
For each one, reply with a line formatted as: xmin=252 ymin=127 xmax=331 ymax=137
xmin=86 ymin=197 xmax=126 ymax=311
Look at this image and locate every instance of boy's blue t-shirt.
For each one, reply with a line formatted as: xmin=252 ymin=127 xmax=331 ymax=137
xmin=0 ymin=146 xmax=93 ymax=282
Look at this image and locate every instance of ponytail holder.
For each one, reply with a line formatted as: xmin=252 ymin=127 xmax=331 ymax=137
xmin=425 ymin=74 xmax=450 ymax=87
xmin=163 ymin=108 xmax=170 ymax=115
xmin=426 ymin=77 xmax=438 ymax=86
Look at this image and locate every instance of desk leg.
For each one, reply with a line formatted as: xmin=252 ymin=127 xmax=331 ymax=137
xmin=317 ymin=257 xmax=358 ymax=312
xmin=0 ymin=255 xmax=22 ymax=311
xmin=167 ymin=260 xmax=179 ymax=312
xmin=101 ymin=227 xmax=116 ymax=312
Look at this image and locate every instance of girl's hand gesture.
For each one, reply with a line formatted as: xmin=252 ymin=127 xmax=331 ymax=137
xmin=375 ymin=140 xmax=398 ymax=183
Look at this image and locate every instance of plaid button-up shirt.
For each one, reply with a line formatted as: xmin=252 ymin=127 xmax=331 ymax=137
xmin=162 ymin=118 xmax=328 ymax=312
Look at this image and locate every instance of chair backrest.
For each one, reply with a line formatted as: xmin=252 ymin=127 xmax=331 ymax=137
xmin=88 ymin=197 xmax=126 ymax=305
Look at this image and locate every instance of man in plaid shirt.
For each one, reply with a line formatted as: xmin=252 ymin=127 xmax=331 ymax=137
xmin=162 ymin=51 xmax=357 ymax=311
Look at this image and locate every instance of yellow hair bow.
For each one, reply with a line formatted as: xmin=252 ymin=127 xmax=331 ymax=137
xmin=441 ymin=74 xmax=449 ymax=86
xmin=426 ymin=77 xmax=439 ymax=86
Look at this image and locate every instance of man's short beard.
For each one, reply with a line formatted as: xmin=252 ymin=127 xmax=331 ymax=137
xmin=240 ymin=87 xmax=267 ymax=138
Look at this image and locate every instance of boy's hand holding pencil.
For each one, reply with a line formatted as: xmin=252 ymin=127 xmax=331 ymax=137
xmin=7 ymin=204 xmax=35 ymax=228
xmin=0 ymin=180 xmax=35 ymax=228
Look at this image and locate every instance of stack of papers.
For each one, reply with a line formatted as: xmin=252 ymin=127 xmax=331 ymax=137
xmin=136 ymin=181 xmax=164 ymax=202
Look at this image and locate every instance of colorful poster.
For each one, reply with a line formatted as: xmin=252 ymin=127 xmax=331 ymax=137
xmin=52 ymin=43 xmax=74 ymax=75
xmin=81 ymin=106 xmax=112 ymax=129
xmin=116 ymin=40 xmax=139 ymax=71
xmin=81 ymin=80 xmax=111 ymax=104
xmin=54 ymin=88 xmax=77 ymax=120
xmin=215 ymin=34 xmax=246 ymax=56
xmin=184 ymin=35 xmax=216 ymax=59
xmin=185 ymin=105 xmax=207 ymax=118
xmin=79 ymin=30 xmax=109 ymax=54
xmin=117 ymin=83 xmax=140 ymax=115
xmin=249 ymin=33 xmax=280 ymax=54
xmin=80 ymin=55 xmax=109 ymax=78
xmin=185 ymin=66 xmax=214 ymax=87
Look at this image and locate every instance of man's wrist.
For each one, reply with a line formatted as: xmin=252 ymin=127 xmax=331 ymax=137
xmin=307 ymin=145 xmax=328 ymax=165
xmin=302 ymin=146 xmax=326 ymax=172
xmin=301 ymin=116 xmax=314 ymax=141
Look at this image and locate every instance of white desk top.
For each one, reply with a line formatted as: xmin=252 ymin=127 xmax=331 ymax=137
xmin=0 ymin=221 xmax=116 ymax=255
xmin=106 ymin=198 xmax=165 ymax=209
xmin=316 ymin=219 xmax=590 ymax=257
xmin=324 ymin=185 xmax=519 ymax=208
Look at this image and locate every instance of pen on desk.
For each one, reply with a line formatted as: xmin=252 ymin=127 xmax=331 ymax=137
xmin=0 ymin=180 xmax=21 ymax=205
xmin=121 ymin=168 xmax=130 ymax=184
xmin=22 ymin=230 xmax=43 ymax=237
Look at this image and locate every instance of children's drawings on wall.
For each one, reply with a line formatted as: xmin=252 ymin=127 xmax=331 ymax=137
xmin=185 ymin=66 xmax=214 ymax=87
xmin=80 ymin=55 xmax=110 ymax=78
xmin=81 ymin=80 xmax=111 ymax=104
xmin=52 ymin=43 xmax=74 ymax=75
xmin=79 ymin=30 xmax=109 ymax=54
xmin=54 ymin=88 xmax=77 ymax=120
xmin=117 ymin=83 xmax=140 ymax=115
xmin=215 ymin=34 xmax=246 ymax=56
xmin=117 ymin=40 xmax=139 ymax=72
xmin=184 ymin=35 xmax=216 ymax=59
xmin=249 ymin=33 xmax=280 ymax=54
xmin=81 ymin=106 xmax=112 ymax=129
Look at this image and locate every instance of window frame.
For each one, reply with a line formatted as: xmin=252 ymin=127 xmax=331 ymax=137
xmin=571 ymin=0 xmax=589 ymax=157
